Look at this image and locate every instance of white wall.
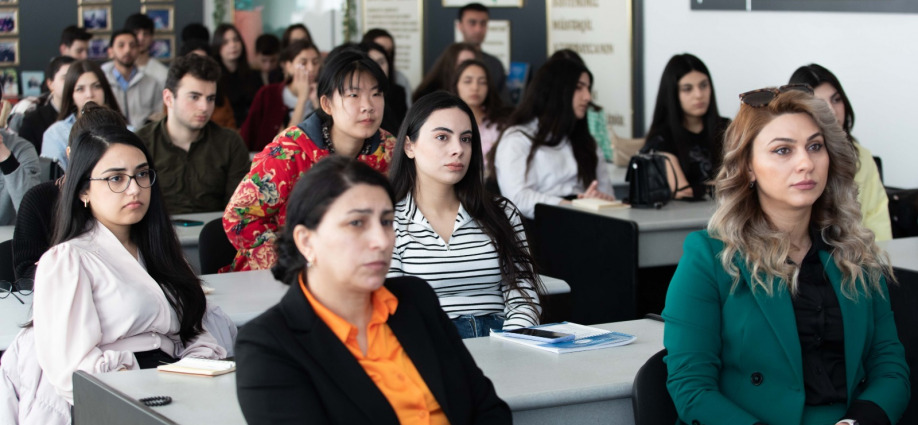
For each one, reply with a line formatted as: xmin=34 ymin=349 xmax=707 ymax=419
xmin=644 ymin=1 xmax=918 ymax=188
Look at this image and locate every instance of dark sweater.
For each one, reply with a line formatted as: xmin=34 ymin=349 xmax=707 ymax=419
xmin=19 ymin=102 xmax=58 ymax=153
xmin=12 ymin=181 xmax=59 ymax=279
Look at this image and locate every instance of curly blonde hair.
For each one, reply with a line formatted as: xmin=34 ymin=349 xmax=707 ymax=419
xmin=709 ymin=90 xmax=892 ymax=299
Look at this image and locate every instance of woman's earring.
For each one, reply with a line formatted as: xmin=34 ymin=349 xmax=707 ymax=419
xmin=83 ymin=199 xmax=88 ymax=208
xmin=749 ymin=181 xmax=756 ymax=189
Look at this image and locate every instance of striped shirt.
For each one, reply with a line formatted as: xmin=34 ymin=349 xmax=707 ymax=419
xmin=388 ymin=194 xmax=541 ymax=330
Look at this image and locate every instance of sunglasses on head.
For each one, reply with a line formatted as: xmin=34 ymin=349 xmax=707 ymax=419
xmin=738 ymin=84 xmax=813 ymax=108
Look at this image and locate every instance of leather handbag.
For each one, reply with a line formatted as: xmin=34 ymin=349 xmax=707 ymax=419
xmin=626 ymin=152 xmax=675 ymax=209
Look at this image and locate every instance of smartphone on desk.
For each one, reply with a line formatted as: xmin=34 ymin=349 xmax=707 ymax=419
xmin=503 ymin=327 xmax=575 ymax=344
xmin=172 ymin=219 xmax=204 ymax=227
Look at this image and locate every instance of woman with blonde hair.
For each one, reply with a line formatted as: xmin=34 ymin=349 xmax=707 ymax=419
xmin=663 ymin=87 xmax=909 ymax=425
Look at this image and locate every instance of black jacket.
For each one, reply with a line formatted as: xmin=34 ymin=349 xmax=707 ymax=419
xmin=235 ymin=276 xmax=512 ymax=425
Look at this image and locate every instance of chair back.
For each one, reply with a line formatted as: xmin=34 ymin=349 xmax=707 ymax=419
xmin=632 ymin=348 xmax=678 ymax=425
xmin=198 ymin=219 xmax=237 ymax=275
xmin=0 ymin=239 xmax=14 ymax=283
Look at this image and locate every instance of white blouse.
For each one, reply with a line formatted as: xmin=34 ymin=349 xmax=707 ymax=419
xmin=32 ymin=222 xmax=225 ymax=403
xmin=494 ymin=119 xmax=612 ymax=218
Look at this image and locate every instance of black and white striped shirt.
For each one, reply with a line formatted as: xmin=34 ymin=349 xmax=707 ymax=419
xmin=387 ymin=194 xmax=540 ymax=330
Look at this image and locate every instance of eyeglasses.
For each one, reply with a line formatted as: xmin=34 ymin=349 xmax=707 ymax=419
xmin=738 ymin=84 xmax=813 ymax=108
xmin=0 ymin=279 xmax=33 ymax=304
xmin=87 ymin=169 xmax=157 ymax=193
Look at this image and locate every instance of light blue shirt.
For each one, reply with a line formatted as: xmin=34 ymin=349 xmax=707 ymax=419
xmin=40 ymin=113 xmax=76 ymax=170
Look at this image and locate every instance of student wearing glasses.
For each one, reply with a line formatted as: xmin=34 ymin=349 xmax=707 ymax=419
xmin=1 ymin=124 xmax=226 ymax=424
xmin=490 ymin=58 xmax=613 ymax=220
xmin=789 ymin=64 xmax=892 ymax=241
xmin=387 ymin=92 xmax=541 ymax=338
xmin=663 ymin=87 xmax=909 ymax=425
xmin=235 ymin=156 xmax=510 ymax=424
xmin=643 ymin=53 xmax=730 ymax=199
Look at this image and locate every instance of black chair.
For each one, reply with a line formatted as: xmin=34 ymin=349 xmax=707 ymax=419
xmin=632 ymin=349 xmax=678 ymax=425
xmin=886 ymin=187 xmax=918 ymax=238
xmin=198 ymin=218 xmax=237 ymax=275
xmin=888 ymin=269 xmax=918 ymax=425
xmin=0 ymin=239 xmax=15 ymax=283
xmin=535 ymin=204 xmax=638 ymax=324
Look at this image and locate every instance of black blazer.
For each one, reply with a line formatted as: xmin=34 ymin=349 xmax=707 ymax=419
xmin=235 ymin=276 xmax=512 ymax=425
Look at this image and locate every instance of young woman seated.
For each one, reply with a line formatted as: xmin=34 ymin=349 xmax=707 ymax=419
xmin=234 ymin=156 xmax=511 ymax=424
xmin=387 ymin=91 xmax=541 ymax=338
xmin=223 ymin=48 xmax=394 ymax=272
xmin=1 ymin=125 xmax=226 ymax=425
xmin=642 ymin=53 xmax=730 ymax=199
xmin=789 ymin=63 xmax=892 ymax=240
xmin=663 ymin=87 xmax=909 ymax=425
xmin=490 ymin=58 xmax=613 ymax=220
xmin=412 ymin=42 xmax=480 ymax=103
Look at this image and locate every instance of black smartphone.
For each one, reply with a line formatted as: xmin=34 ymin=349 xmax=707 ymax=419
xmin=172 ymin=219 xmax=204 ymax=227
xmin=504 ymin=328 xmax=575 ymax=343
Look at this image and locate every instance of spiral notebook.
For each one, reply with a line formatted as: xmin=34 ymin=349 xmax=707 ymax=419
xmin=157 ymin=358 xmax=236 ymax=377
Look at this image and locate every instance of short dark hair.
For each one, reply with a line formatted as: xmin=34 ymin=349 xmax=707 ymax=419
xmin=281 ymin=24 xmax=313 ymax=48
xmin=315 ymin=48 xmax=388 ymax=125
xmin=788 ymin=63 xmax=855 ymax=137
xmin=60 ymin=25 xmax=91 ymax=47
xmin=109 ymin=29 xmax=137 ymax=48
xmin=45 ymin=56 xmax=76 ymax=84
xmin=181 ymin=23 xmax=210 ymax=43
xmin=255 ymin=34 xmax=281 ymax=56
xmin=179 ymin=39 xmax=210 ymax=57
xmin=279 ymin=39 xmax=319 ymax=64
xmin=165 ymin=54 xmax=221 ymax=94
xmin=124 ymin=13 xmax=154 ymax=33
xmin=272 ymin=156 xmax=395 ymax=286
xmin=458 ymin=3 xmax=489 ymax=20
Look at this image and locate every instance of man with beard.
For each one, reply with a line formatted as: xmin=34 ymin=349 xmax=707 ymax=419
xmin=101 ymin=29 xmax=164 ymax=128
xmin=136 ymin=54 xmax=249 ymax=214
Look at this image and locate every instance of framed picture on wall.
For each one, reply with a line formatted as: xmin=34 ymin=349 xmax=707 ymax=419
xmin=0 ymin=0 xmax=18 ymax=5
xmin=21 ymin=70 xmax=43 ymax=97
xmin=0 ymin=8 xmax=16 ymax=36
xmin=78 ymin=5 xmax=112 ymax=33
xmin=150 ymin=35 xmax=174 ymax=61
xmin=1 ymin=68 xmax=17 ymax=97
xmin=0 ymin=39 xmax=18 ymax=66
xmin=88 ymin=35 xmax=109 ymax=60
xmin=141 ymin=5 xmax=174 ymax=32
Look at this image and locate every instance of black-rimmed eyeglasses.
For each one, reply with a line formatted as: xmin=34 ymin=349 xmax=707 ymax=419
xmin=87 ymin=169 xmax=157 ymax=193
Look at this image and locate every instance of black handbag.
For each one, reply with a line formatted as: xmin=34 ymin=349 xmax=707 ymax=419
xmin=626 ymin=152 xmax=676 ymax=209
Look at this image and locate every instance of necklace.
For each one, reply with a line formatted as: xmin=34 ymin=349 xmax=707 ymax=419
xmin=321 ymin=124 xmax=335 ymax=153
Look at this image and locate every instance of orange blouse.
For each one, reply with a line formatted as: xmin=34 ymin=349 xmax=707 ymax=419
xmin=299 ymin=277 xmax=449 ymax=425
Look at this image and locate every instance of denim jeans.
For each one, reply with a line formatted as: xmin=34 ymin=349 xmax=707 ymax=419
xmin=451 ymin=313 xmax=504 ymax=339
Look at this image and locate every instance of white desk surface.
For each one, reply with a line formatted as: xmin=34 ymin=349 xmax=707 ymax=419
xmin=0 ymin=293 xmax=32 ymax=351
xmin=201 ymin=270 xmax=571 ymax=328
xmin=878 ymin=237 xmax=918 ymax=273
xmin=0 ymin=225 xmax=12 ymax=243
xmin=88 ymin=319 xmax=662 ymax=425
xmin=173 ymin=211 xmax=223 ymax=246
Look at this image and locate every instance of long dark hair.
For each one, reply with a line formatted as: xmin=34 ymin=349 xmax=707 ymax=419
xmin=315 ymin=48 xmax=388 ymax=127
xmin=646 ymin=53 xmax=726 ymax=165
xmin=450 ymin=59 xmax=510 ymax=126
xmin=53 ymin=126 xmax=205 ymax=344
xmin=550 ymin=49 xmax=603 ymax=113
xmin=490 ymin=58 xmax=597 ymax=186
xmin=272 ymin=156 xmax=395 ymax=286
xmin=57 ymin=60 xmax=122 ymax=121
xmin=281 ymin=23 xmax=313 ymax=48
xmin=211 ymin=24 xmax=251 ymax=75
xmin=358 ymin=41 xmax=407 ymax=134
xmin=362 ymin=28 xmax=397 ymax=66
xmin=390 ymin=92 xmax=542 ymax=311
xmin=788 ymin=63 xmax=855 ymax=139
xmin=412 ymin=42 xmax=480 ymax=103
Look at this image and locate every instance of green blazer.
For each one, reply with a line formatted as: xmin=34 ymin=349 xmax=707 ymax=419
xmin=663 ymin=231 xmax=909 ymax=425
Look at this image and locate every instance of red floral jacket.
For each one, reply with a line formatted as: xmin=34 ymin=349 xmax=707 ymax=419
xmin=222 ymin=113 xmax=394 ymax=272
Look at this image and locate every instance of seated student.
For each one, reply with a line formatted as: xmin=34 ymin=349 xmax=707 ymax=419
xmin=0 ymin=125 xmax=226 ymax=425
xmin=254 ymin=34 xmax=284 ymax=85
xmin=449 ymin=59 xmax=510 ymax=170
xmin=58 ymin=25 xmax=91 ymax=60
xmin=642 ymin=53 xmax=730 ymax=199
xmin=358 ymin=41 xmax=407 ymax=135
xmin=240 ymin=40 xmax=322 ymax=152
xmin=362 ymin=28 xmax=412 ymax=106
xmin=42 ymin=60 xmax=123 ymax=170
xmin=412 ymin=42 xmax=480 ymax=103
xmin=549 ymin=49 xmax=614 ymax=162
xmin=789 ymin=64 xmax=892 ymax=241
xmin=17 ymin=56 xmax=75 ymax=151
xmin=664 ymin=88 xmax=909 ymax=425
xmin=387 ymin=92 xmax=541 ymax=338
xmin=223 ymin=49 xmax=394 ymax=272
xmin=235 ymin=155 xmax=511 ymax=424
xmin=101 ymin=30 xmax=165 ymax=129
xmin=211 ymin=24 xmax=263 ymax=127
xmin=281 ymin=23 xmax=313 ymax=48
xmin=136 ymin=54 xmax=250 ymax=214
xmin=124 ymin=13 xmax=169 ymax=86
xmin=14 ymin=102 xmax=125 ymax=280
xmin=491 ymin=58 xmax=613 ymax=219
xmin=0 ymin=79 xmax=40 ymax=226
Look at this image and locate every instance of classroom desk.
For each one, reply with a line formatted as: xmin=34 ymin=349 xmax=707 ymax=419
xmin=201 ymin=270 xmax=571 ymax=327
xmin=878 ymin=236 xmax=918 ymax=273
xmin=73 ymin=318 xmax=662 ymax=425
xmin=172 ymin=211 xmax=224 ymax=274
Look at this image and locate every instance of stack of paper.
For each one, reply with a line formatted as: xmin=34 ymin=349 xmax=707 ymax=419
xmin=157 ymin=358 xmax=236 ymax=377
xmin=571 ymin=198 xmax=629 ymax=211
xmin=490 ymin=322 xmax=636 ymax=354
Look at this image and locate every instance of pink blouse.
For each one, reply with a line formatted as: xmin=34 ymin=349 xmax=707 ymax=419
xmin=32 ymin=222 xmax=226 ymax=404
